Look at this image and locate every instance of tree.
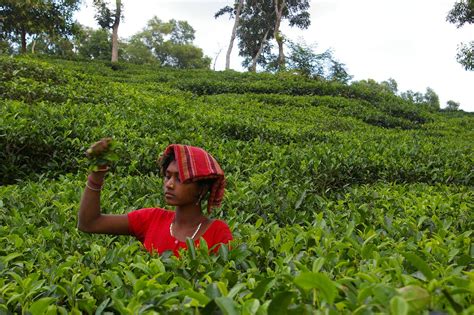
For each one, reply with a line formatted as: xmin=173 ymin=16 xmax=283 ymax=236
xmin=272 ymin=0 xmax=311 ymax=71
xmin=401 ymin=87 xmax=440 ymax=110
xmin=285 ymin=40 xmax=328 ymax=77
xmin=456 ymin=41 xmax=474 ymax=70
xmin=381 ymin=78 xmax=398 ymax=94
xmin=215 ymin=0 xmax=245 ymax=70
xmin=236 ymin=0 xmax=275 ymax=72
xmin=26 ymin=33 xmax=76 ymax=57
xmin=423 ymin=87 xmax=440 ymax=110
xmin=284 ymin=39 xmax=352 ymax=83
xmin=446 ymin=0 xmax=474 ymax=70
xmin=328 ymin=60 xmax=352 ymax=84
xmin=129 ymin=17 xmax=210 ymax=69
xmin=93 ymin=0 xmax=122 ymax=63
xmin=75 ymin=25 xmax=112 ymax=60
xmin=446 ymin=100 xmax=461 ymax=111
xmin=401 ymin=90 xmax=425 ymax=104
xmin=121 ymin=36 xmax=155 ymax=64
xmin=0 ymin=0 xmax=80 ymax=54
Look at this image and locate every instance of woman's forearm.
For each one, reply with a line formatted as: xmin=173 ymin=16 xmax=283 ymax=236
xmin=78 ymin=171 xmax=106 ymax=232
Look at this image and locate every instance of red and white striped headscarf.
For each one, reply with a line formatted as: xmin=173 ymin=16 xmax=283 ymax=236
xmin=160 ymin=144 xmax=225 ymax=213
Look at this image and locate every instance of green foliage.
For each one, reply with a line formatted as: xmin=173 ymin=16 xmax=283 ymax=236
xmin=456 ymin=41 xmax=474 ymax=71
xmin=446 ymin=0 xmax=474 ymax=28
xmin=127 ymin=17 xmax=211 ymax=69
xmin=446 ymin=0 xmax=474 ymax=70
xmin=0 ymin=0 xmax=81 ymax=53
xmin=237 ymin=0 xmax=275 ymax=71
xmin=284 ymin=39 xmax=353 ymax=83
xmin=446 ymin=100 xmax=461 ymax=111
xmin=75 ymin=25 xmax=112 ymax=61
xmin=93 ymin=0 xmax=123 ymax=29
xmin=1 ymin=56 xmax=473 ymax=313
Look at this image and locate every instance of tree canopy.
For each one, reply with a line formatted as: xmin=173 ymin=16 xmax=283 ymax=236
xmin=446 ymin=0 xmax=474 ymax=70
xmin=284 ymin=39 xmax=352 ymax=83
xmin=123 ymin=17 xmax=210 ymax=68
xmin=0 ymin=0 xmax=80 ymax=53
xmin=225 ymin=0 xmax=311 ymax=72
xmin=93 ymin=0 xmax=122 ymax=62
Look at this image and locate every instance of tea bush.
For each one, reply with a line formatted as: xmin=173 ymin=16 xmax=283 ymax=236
xmin=1 ymin=56 xmax=473 ymax=314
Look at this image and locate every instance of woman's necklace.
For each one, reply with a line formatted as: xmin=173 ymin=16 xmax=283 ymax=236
xmin=169 ymin=221 xmax=203 ymax=241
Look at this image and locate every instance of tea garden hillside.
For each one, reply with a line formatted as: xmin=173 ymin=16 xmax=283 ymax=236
xmin=0 ymin=56 xmax=473 ymax=314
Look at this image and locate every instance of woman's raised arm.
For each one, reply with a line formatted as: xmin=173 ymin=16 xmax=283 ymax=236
xmin=77 ymin=138 xmax=130 ymax=235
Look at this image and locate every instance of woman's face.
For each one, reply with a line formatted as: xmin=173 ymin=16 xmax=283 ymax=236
xmin=163 ymin=160 xmax=201 ymax=207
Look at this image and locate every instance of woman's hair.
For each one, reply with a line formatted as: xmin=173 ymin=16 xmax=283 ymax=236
xmin=159 ymin=150 xmax=175 ymax=177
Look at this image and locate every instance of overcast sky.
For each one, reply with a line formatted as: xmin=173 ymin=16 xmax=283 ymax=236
xmin=75 ymin=0 xmax=474 ymax=112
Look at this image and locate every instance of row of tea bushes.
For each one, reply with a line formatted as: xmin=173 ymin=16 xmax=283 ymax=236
xmin=2 ymin=95 xmax=472 ymax=188
xmin=0 ymin=175 xmax=472 ymax=313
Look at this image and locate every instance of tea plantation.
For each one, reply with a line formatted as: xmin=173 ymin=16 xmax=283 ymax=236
xmin=0 ymin=56 xmax=473 ymax=314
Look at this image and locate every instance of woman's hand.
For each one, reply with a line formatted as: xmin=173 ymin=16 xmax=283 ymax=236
xmin=86 ymin=137 xmax=113 ymax=159
xmin=85 ymin=137 xmax=119 ymax=171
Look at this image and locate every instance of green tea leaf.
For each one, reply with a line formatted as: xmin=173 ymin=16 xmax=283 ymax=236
xmin=403 ymin=252 xmax=434 ymax=280
xmin=29 ymin=297 xmax=56 ymax=315
xmin=268 ymin=291 xmax=294 ymax=315
xmin=294 ymin=272 xmax=337 ymax=304
xmin=390 ymin=296 xmax=408 ymax=315
xmin=215 ymin=297 xmax=239 ymax=315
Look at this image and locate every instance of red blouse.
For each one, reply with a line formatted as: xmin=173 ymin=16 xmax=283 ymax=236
xmin=127 ymin=208 xmax=233 ymax=256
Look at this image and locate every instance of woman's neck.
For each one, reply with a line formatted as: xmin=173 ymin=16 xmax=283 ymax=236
xmin=174 ymin=205 xmax=205 ymax=227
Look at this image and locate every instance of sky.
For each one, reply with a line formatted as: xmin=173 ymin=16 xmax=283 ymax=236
xmin=75 ymin=0 xmax=474 ymax=112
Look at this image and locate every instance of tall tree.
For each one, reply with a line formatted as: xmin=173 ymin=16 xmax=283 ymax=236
xmin=128 ymin=17 xmax=210 ymax=69
xmin=272 ymin=0 xmax=311 ymax=71
xmin=215 ymin=0 xmax=245 ymax=70
xmin=93 ymin=0 xmax=122 ymax=63
xmin=0 ymin=0 xmax=80 ymax=54
xmin=237 ymin=0 xmax=275 ymax=72
xmin=446 ymin=0 xmax=474 ymax=70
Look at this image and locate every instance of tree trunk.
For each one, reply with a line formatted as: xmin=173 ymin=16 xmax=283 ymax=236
xmin=250 ymin=30 xmax=269 ymax=72
xmin=213 ymin=47 xmax=223 ymax=70
xmin=226 ymin=0 xmax=244 ymax=70
xmin=274 ymin=0 xmax=286 ymax=70
xmin=111 ymin=0 xmax=121 ymax=63
xmin=21 ymin=28 xmax=27 ymax=54
xmin=31 ymin=40 xmax=36 ymax=54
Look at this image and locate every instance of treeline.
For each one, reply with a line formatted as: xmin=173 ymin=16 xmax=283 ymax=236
xmin=0 ymin=0 xmax=468 ymax=109
xmin=0 ymin=1 xmax=210 ymax=68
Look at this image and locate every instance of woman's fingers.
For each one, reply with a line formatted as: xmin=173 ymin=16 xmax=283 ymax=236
xmin=86 ymin=137 xmax=113 ymax=157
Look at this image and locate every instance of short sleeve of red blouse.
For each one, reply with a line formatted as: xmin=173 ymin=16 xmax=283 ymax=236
xmin=206 ymin=220 xmax=233 ymax=251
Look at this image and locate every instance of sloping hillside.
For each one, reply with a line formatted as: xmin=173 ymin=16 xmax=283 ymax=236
xmin=0 ymin=57 xmax=473 ymax=314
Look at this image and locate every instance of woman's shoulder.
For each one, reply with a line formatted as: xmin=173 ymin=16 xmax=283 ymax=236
xmin=129 ymin=207 xmax=174 ymax=219
xmin=209 ymin=219 xmax=230 ymax=229
xmin=203 ymin=219 xmax=232 ymax=246
xmin=206 ymin=219 xmax=232 ymax=236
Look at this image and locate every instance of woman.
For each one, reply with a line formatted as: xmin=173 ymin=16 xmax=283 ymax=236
xmin=78 ymin=140 xmax=233 ymax=256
